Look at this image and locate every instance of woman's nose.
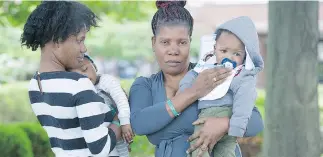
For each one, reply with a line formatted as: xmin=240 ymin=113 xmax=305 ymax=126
xmin=167 ymin=43 xmax=179 ymax=55
xmin=81 ymin=44 xmax=87 ymax=54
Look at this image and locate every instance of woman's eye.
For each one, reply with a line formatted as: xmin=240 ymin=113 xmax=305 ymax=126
xmin=180 ymin=41 xmax=187 ymax=45
xmin=77 ymin=39 xmax=84 ymax=44
xmin=161 ymin=41 xmax=168 ymax=45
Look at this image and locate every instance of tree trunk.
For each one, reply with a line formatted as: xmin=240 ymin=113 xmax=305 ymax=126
xmin=264 ymin=1 xmax=321 ymax=157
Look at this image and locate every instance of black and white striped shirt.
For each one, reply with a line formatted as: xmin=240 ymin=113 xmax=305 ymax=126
xmin=28 ymin=71 xmax=118 ymax=157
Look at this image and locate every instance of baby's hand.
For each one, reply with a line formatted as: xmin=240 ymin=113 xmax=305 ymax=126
xmin=121 ymin=124 xmax=134 ymax=143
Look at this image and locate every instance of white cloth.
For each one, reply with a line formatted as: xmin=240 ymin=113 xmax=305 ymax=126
xmin=196 ymin=34 xmax=256 ymax=101
xmin=194 ymin=55 xmax=243 ymax=101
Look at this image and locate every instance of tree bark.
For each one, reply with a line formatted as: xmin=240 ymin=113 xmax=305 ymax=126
xmin=264 ymin=1 xmax=321 ymax=157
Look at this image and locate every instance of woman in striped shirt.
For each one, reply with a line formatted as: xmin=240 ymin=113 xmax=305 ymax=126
xmin=22 ymin=1 xmax=121 ymax=156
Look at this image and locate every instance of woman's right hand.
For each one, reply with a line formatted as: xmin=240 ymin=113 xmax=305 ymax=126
xmin=186 ymin=117 xmax=230 ymax=156
xmin=191 ymin=67 xmax=232 ymax=98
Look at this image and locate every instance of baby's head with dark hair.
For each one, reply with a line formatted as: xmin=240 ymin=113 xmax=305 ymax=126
xmin=69 ymin=54 xmax=98 ymax=84
xmin=213 ymin=29 xmax=246 ymax=66
xmin=151 ymin=0 xmax=193 ymax=36
xmin=215 ymin=29 xmax=229 ymax=42
xmin=21 ymin=1 xmax=99 ymax=51
xmin=84 ymin=54 xmax=98 ymax=72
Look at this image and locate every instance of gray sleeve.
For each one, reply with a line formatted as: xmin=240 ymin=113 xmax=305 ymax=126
xmin=244 ymin=107 xmax=264 ymax=137
xmin=228 ymin=75 xmax=257 ymax=137
xmin=178 ymin=70 xmax=198 ymax=92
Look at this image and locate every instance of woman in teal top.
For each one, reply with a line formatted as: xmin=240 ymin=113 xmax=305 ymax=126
xmin=129 ymin=1 xmax=264 ymax=157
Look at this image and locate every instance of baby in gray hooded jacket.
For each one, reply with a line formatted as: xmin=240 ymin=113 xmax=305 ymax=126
xmin=180 ymin=16 xmax=264 ymax=157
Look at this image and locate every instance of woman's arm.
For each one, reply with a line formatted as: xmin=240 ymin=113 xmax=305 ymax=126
xmin=130 ymin=68 xmax=232 ymax=135
xmin=75 ymin=77 xmax=120 ymax=156
xmin=244 ymin=107 xmax=264 ymax=137
xmin=129 ymin=77 xmax=199 ymax=135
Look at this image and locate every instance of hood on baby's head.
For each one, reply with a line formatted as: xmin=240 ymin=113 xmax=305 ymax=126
xmin=215 ymin=16 xmax=264 ymax=72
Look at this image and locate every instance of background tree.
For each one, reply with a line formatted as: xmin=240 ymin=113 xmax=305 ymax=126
xmin=264 ymin=1 xmax=321 ymax=157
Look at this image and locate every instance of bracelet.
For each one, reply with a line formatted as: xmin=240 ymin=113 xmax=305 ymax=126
xmin=167 ymin=99 xmax=180 ymax=117
xmin=111 ymin=109 xmax=116 ymax=117
xmin=112 ymin=121 xmax=120 ymax=127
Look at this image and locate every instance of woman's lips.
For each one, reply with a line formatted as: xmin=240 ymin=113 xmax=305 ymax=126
xmin=166 ymin=60 xmax=181 ymax=67
xmin=77 ymin=55 xmax=84 ymax=62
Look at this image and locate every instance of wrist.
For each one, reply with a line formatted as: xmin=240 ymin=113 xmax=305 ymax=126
xmin=186 ymin=85 xmax=199 ymax=100
xmin=119 ymin=117 xmax=130 ymax=125
xmin=167 ymin=99 xmax=180 ymax=117
xmin=109 ymin=125 xmax=121 ymax=140
xmin=112 ymin=120 xmax=120 ymax=127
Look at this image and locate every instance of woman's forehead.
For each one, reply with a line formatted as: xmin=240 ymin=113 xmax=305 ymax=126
xmin=156 ymin=25 xmax=190 ymax=38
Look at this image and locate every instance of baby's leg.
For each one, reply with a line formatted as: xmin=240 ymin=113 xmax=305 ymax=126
xmin=115 ymin=139 xmax=129 ymax=157
xmin=212 ymin=135 xmax=237 ymax=157
xmin=190 ymin=107 xmax=233 ymax=157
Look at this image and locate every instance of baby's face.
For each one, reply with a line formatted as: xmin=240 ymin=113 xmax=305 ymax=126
xmin=214 ymin=32 xmax=246 ymax=66
xmin=70 ymin=59 xmax=97 ymax=84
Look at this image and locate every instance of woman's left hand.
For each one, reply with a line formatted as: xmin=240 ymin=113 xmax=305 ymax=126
xmin=186 ymin=117 xmax=230 ymax=157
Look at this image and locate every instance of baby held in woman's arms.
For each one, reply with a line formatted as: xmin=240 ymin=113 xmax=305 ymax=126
xmin=179 ymin=16 xmax=264 ymax=157
xmin=70 ymin=54 xmax=134 ymax=157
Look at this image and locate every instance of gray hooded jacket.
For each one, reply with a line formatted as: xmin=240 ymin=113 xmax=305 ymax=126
xmin=179 ymin=16 xmax=264 ymax=137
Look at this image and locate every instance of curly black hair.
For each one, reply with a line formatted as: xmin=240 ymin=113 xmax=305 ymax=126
xmin=21 ymin=1 xmax=99 ymax=51
xmin=151 ymin=0 xmax=193 ymax=36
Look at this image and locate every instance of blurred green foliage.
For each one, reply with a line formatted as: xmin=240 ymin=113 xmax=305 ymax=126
xmin=0 ymin=1 xmax=155 ymax=27
xmin=9 ymin=123 xmax=55 ymax=157
xmin=0 ymin=124 xmax=34 ymax=157
xmin=0 ymin=81 xmax=36 ymax=123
